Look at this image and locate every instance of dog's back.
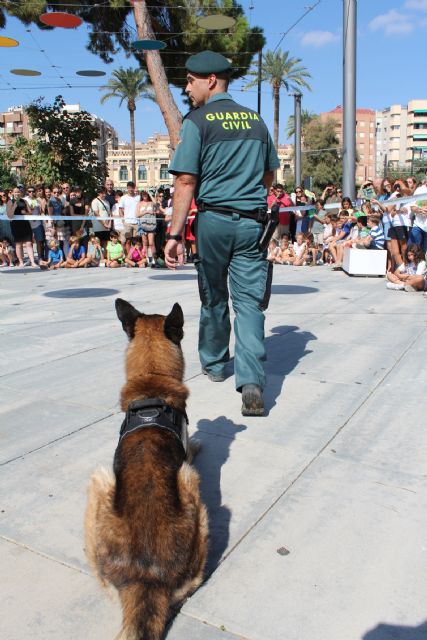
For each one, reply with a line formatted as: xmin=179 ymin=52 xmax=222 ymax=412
xmin=85 ymin=300 xmax=208 ymax=640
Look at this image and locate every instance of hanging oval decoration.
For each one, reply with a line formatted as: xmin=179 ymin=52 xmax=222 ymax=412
xmin=76 ymin=70 xmax=106 ymax=77
xmin=10 ymin=69 xmax=42 ymax=76
xmin=39 ymin=12 xmax=83 ymax=28
xmin=197 ymin=15 xmax=236 ymax=30
xmin=131 ymin=39 xmax=167 ymax=51
xmin=0 ymin=36 xmax=19 ymax=47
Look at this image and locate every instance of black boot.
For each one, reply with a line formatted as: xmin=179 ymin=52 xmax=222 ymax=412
xmin=241 ymin=384 xmax=264 ymax=416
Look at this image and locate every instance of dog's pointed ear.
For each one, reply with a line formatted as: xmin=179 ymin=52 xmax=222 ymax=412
xmin=115 ymin=298 xmax=142 ymax=340
xmin=164 ymin=302 xmax=184 ymax=345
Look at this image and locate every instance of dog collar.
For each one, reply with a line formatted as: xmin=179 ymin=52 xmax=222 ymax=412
xmin=119 ymin=398 xmax=188 ymax=454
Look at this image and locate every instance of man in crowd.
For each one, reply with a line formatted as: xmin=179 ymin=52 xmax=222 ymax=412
xmin=267 ymin=183 xmax=292 ymax=240
xmin=104 ymin=178 xmax=116 ymax=210
xmin=119 ymin=181 xmax=140 ymax=238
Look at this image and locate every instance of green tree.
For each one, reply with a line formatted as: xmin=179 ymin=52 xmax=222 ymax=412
xmin=100 ymin=67 xmax=154 ymax=184
xmin=0 ymin=1 xmax=265 ymax=148
xmin=286 ymin=109 xmax=317 ymax=141
xmin=0 ymin=149 xmax=17 ymax=189
xmin=300 ymin=118 xmax=341 ymax=192
xmin=244 ymin=49 xmax=312 ymax=149
xmin=13 ymin=96 xmax=106 ymax=193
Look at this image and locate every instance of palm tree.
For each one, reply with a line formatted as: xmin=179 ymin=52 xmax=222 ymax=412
xmin=100 ymin=67 xmax=155 ymax=183
xmin=244 ymin=50 xmax=312 ymax=149
xmin=286 ymin=109 xmax=317 ymax=141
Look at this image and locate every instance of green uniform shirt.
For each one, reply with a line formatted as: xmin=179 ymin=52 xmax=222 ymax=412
xmin=169 ymin=92 xmax=280 ymax=210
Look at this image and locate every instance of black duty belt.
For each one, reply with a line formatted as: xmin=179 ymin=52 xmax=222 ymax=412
xmin=119 ymin=398 xmax=188 ymax=454
xmin=197 ymin=201 xmax=268 ymax=224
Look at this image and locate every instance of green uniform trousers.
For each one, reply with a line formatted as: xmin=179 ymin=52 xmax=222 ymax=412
xmin=194 ymin=210 xmax=273 ymax=391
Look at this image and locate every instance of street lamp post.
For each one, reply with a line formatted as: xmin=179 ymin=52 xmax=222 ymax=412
xmin=294 ymin=92 xmax=302 ymax=187
xmin=342 ymin=0 xmax=357 ymax=200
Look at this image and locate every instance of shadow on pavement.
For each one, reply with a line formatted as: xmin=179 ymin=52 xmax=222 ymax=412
xmin=271 ymin=284 xmax=318 ymax=295
xmin=264 ymin=325 xmax=317 ymax=415
xmin=43 ymin=288 xmax=119 ymax=298
xmin=363 ymin=620 xmax=427 ymax=640
xmin=192 ymin=416 xmax=247 ymax=576
xmin=149 ymin=274 xmax=197 ymax=281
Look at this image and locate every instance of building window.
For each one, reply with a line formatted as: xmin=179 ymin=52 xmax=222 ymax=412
xmin=119 ymin=165 xmax=128 ymax=181
xmin=159 ymin=163 xmax=169 ymax=180
xmin=138 ymin=164 xmax=147 ymax=181
xmin=359 ymin=132 xmax=365 ymax=138
xmin=359 ymin=121 xmax=365 ymax=127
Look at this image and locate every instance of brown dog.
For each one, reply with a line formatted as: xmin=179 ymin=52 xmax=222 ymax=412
xmin=85 ymin=299 xmax=208 ymax=640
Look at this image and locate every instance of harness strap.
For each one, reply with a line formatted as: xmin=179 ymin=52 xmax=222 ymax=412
xmin=119 ymin=398 xmax=188 ymax=454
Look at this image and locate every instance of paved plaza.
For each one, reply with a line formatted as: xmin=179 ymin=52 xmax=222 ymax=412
xmin=1 ymin=264 xmax=426 ymax=640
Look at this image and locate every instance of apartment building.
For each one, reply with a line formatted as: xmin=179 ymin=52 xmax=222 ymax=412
xmin=320 ymin=106 xmax=376 ymax=184
xmin=376 ymin=99 xmax=427 ymax=174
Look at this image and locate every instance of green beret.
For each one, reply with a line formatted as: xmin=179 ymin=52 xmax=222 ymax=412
xmin=185 ymin=50 xmax=231 ymax=75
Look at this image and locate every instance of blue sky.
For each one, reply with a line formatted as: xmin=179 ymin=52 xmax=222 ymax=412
xmin=0 ymin=0 xmax=425 ymax=144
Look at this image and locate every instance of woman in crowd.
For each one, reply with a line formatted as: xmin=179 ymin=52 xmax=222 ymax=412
xmin=48 ymin=185 xmax=69 ymax=256
xmin=6 ymin=186 xmax=37 ymax=268
xmin=136 ymin=191 xmax=157 ymax=264
xmin=90 ymin=186 xmax=111 ymax=248
xmin=0 ymin=190 xmax=13 ymax=242
xmin=25 ymin=186 xmax=45 ymax=261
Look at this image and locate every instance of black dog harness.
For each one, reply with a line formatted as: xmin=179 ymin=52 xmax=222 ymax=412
xmin=119 ymin=398 xmax=188 ymax=454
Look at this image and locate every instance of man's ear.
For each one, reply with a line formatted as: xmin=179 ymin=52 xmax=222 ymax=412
xmin=115 ymin=298 xmax=142 ymax=340
xmin=164 ymin=302 xmax=184 ymax=345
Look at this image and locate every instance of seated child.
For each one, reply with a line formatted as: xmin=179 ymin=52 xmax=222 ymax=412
xmin=293 ymin=232 xmax=307 ymax=266
xmin=84 ymin=236 xmax=104 ymax=267
xmin=386 ymin=244 xmax=427 ymax=291
xmin=125 ymin=236 xmax=147 ymax=268
xmin=106 ymin=230 xmax=124 ymax=268
xmin=63 ymin=235 xmax=86 ymax=268
xmin=276 ymin=237 xmax=294 ymax=264
xmin=39 ymin=239 xmax=64 ymax=270
xmin=353 ymin=215 xmax=385 ymax=251
xmin=267 ymin=239 xmax=279 ymax=263
xmin=0 ymin=238 xmax=15 ymax=266
xmin=329 ymin=212 xmax=355 ymax=268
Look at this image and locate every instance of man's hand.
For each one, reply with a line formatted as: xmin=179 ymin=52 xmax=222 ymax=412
xmin=165 ymin=239 xmax=179 ymax=270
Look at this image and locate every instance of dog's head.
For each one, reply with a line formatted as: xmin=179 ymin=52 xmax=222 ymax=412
xmin=115 ymin=298 xmax=185 ymax=383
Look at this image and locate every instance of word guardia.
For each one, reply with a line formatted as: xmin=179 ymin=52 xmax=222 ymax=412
xmin=206 ymin=110 xmax=259 ymax=130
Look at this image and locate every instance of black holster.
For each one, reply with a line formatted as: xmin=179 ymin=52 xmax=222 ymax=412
xmin=258 ymin=203 xmax=279 ymax=252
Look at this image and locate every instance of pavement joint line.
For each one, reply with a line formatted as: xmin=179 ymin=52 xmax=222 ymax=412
xmin=206 ymin=323 xmax=427 ymax=576
xmin=0 ymin=344 xmax=102 ymax=380
xmin=177 ymin=611 xmax=252 ymax=639
xmin=0 ymin=411 xmax=118 ymax=467
xmin=0 ymin=534 xmax=90 ymax=576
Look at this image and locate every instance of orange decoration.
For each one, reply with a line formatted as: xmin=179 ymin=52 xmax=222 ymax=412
xmin=39 ymin=12 xmax=83 ymax=28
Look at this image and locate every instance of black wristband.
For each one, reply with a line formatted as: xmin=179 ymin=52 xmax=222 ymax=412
xmin=166 ymin=233 xmax=182 ymax=241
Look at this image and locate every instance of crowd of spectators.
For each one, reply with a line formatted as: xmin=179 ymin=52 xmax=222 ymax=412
xmin=1 ymin=175 xmax=426 ymax=295
xmin=266 ymin=177 xmax=427 ymax=295
xmin=0 ymin=179 xmax=195 ymax=270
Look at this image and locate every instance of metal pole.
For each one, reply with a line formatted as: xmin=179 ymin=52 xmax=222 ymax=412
xmin=294 ymin=92 xmax=302 ymax=187
xmin=342 ymin=0 xmax=357 ymax=200
xmin=257 ymin=50 xmax=262 ymax=115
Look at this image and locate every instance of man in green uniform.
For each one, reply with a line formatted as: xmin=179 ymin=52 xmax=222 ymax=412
xmin=165 ymin=50 xmax=280 ymax=416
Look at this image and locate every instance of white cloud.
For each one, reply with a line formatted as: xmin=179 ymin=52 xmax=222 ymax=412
xmin=404 ymin=0 xmax=427 ymax=11
xmin=368 ymin=9 xmax=413 ymax=35
xmin=301 ymin=30 xmax=339 ymax=47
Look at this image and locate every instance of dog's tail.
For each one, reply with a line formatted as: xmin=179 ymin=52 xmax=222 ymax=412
xmin=116 ymin=582 xmax=171 ymax=640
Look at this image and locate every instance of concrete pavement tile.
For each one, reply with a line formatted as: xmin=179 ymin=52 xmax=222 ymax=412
xmin=0 ymin=538 xmax=121 ymax=640
xmin=166 ymin=613 xmax=248 ymax=639
xmin=2 ymin=349 xmax=125 ymax=411
xmin=0 ymin=414 xmax=119 ymax=571
xmin=184 ymin=456 xmax=427 ymax=640
xmin=0 ymin=386 xmax=113 ymax=464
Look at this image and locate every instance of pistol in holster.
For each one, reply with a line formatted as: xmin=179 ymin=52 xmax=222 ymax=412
xmin=258 ymin=203 xmax=279 ymax=252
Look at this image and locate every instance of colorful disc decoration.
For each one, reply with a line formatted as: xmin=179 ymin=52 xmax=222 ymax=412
xmin=197 ymin=15 xmax=236 ymax=30
xmin=131 ymin=39 xmax=167 ymax=51
xmin=10 ymin=69 xmax=42 ymax=76
xmin=76 ymin=70 xmax=106 ymax=77
xmin=0 ymin=36 xmax=19 ymax=47
xmin=39 ymin=12 xmax=83 ymax=28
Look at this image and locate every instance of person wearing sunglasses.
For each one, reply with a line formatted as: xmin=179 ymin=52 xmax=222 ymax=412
xmin=25 ymin=186 xmax=45 ymax=262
